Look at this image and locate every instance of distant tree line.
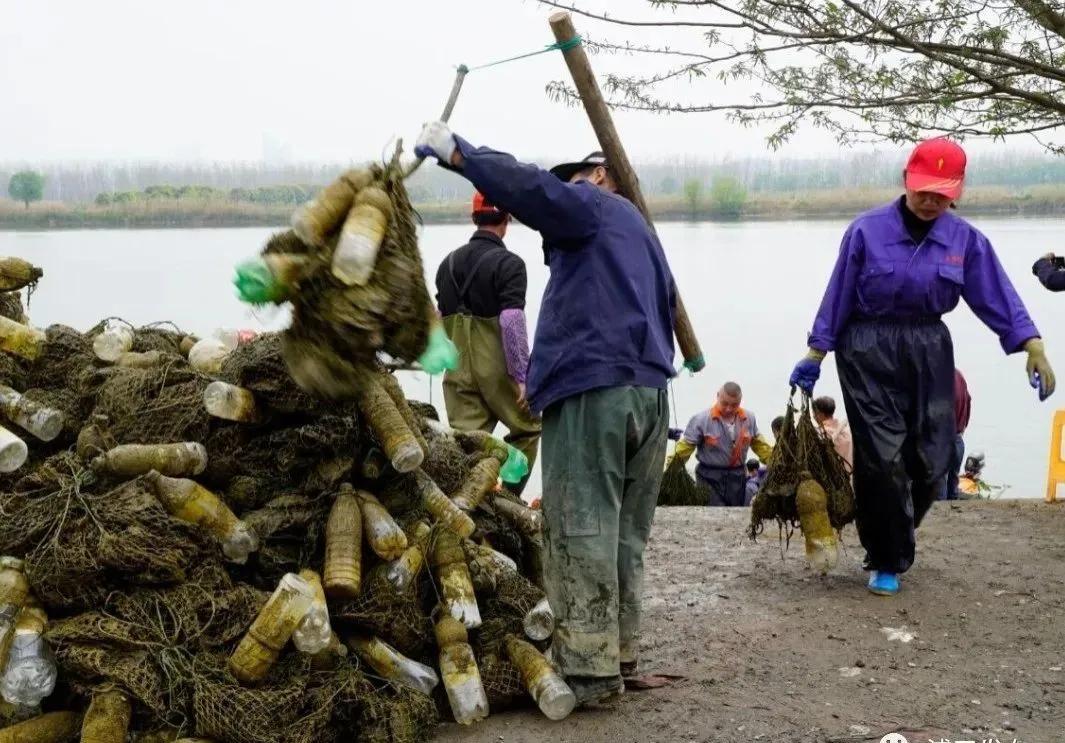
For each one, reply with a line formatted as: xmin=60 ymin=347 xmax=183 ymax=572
xmin=4 ymin=149 xmax=1065 ymax=207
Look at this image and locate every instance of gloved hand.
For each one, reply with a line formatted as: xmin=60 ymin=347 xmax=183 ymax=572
xmin=418 ymin=323 xmax=459 ymax=375
xmin=789 ymin=348 xmax=826 ymax=394
xmin=682 ymin=355 xmax=706 ymax=374
xmin=667 ymin=427 xmax=683 ymax=442
xmin=414 ymin=120 xmax=457 ymax=164
xmin=1024 ymin=338 xmax=1056 ymax=401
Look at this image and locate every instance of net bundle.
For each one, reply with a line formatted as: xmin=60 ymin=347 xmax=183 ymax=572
xmin=748 ymin=392 xmax=856 ymax=540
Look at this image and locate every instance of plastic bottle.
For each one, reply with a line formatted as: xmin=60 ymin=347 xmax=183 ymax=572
xmin=349 ymin=635 xmax=439 ymax=696
xmin=187 ymin=338 xmax=230 ymax=374
xmin=0 ymin=426 xmax=28 ymax=474
xmin=292 ymin=569 xmax=332 ymax=656
xmin=75 ymin=415 xmax=116 ymax=463
xmin=0 ymin=317 xmax=46 ymax=362
xmin=462 ymin=540 xmax=517 ymax=593
xmin=357 ymin=377 xmax=423 ymax=473
xmin=414 ymin=469 xmax=475 ymax=539
xmin=357 ymin=491 xmax=407 ymax=561
xmin=489 ymin=494 xmax=542 ymax=537
xmin=323 ymin=486 xmax=362 ymax=598
xmin=91 ymin=442 xmax=207 ymax=478
xmin=145 ymin=471 xmax=258 ymax=564
xmin=504 ymin=635 xmax=576 ymax=721
xmin=359 ymin=447 xmax=388 ymax=481
xmin=80 ymin=688 xmax=131 ymax=743
xmin=435 ymin=616 xmax=489 ymax=725
xmin=0 ymin=558 xmax=30 ymax=670
xmin=178 ymin=335 xmax=198 ymax=356
xmin=499 ymin=444 xmax=530 ymax=485
xmin=383 ymin=520 xmax=431 ymax=592
xmin=203 ymin=381 xmax=262 ymax=423
xmin=0 ymin=385 xmax=63 ymax=442
xmin=234 ymin=253 xmax=309 ymax=305
xmin=0 ymin=710 xmax=81 ymax=742
xmin=796 ymin=476 xmax=839 ymax=574
xmin=229 ymin=572 xmax=315 ymax=684
xmin=291 ymin=170 xmax=371 ymax=248
xmin=523 ymin=597 xmax=555 ymax=642
xmin=332 ymin=185 xmax=392 ymax=286
xmin=113 ymin=350 xmax=166 ymax=368
xmin=451 ymin=457 xmax=500 ymax=512
xmin=1 ymin=604 xmax=56 ymax=706
xmin=432 ymin=529 xmax=481 ymax=629
xmin=0 ymin=258 xmax=43 ymax=293
xmin=456 ymin=429 xmax=509 ymax=464
xmin=213 ymin=327 xmax=258 ymax=350
xmin=91 ymin=321 xmax=133 ymax=363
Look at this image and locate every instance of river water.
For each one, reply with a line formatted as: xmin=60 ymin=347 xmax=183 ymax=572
xmin=2 ymin=215 xmax=1062 ymax=498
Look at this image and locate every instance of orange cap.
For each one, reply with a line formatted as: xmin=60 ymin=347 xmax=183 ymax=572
xmin=472 ymin=191 xmax=503 ymax=215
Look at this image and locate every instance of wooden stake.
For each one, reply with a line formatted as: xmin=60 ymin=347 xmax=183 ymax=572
xmin=548 ymin=11 xmax=705 ymax=372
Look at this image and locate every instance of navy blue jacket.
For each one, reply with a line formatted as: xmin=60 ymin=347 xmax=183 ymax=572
xmin=449 ymin=136 xmax=677 ymax=413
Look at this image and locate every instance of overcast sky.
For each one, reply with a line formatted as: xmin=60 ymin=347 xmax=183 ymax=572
xmin=0 ymin=0 xmax=1032 ymax=165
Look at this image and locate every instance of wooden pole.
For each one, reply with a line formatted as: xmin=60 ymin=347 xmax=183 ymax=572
xmin=405 ymin=65 xmax=470 ymax=179
xmin=548 ymin=12 xmax=705 ymax=372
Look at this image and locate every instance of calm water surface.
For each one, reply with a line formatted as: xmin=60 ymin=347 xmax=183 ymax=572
xmin=2 ymin=215 xmax=1062 ymax=497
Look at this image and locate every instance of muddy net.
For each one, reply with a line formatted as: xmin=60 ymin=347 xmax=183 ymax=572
xmin=0 ymin=270 xmax=549 ymax=740
xmin=748 ymin=392 xmax=856 ymax=540
xmin=657 ymin=458 xmax=709 ymax=507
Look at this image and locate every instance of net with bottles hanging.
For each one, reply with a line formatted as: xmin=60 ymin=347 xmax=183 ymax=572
xmin=657 ymin=457 xmax=710 ymax=507
xmin=748 ymin=392 xmax=856 ymax=540
xmin=0 ymin=268 xmax=548 ymax=742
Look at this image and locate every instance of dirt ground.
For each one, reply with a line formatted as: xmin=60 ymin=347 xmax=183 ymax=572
xmin=436 ymin=500 xmax=1065 ymax=743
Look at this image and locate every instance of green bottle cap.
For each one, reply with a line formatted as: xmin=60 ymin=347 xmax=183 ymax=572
xmin=418 ymin=325 xmax=459 ymax=375
xmin=500 ymin=444 xmax=529 ymax=484
xmin=234 ymin=258 xmax=282 ymax=304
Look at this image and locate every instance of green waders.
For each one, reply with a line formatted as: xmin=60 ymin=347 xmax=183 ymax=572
xmin=540 ymin=386 xmax=668 ymax=677
xmin=441 ymin=313 xmax=541 ymax=472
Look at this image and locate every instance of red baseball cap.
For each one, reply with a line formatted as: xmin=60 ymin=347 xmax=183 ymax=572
xmin=905 ymin=138 xmax=966 ymax=200
xmin=471 ymin=191 xmax=504 ymax=216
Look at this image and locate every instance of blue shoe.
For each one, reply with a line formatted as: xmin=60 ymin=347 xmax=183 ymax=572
xmin=867 ymin=571 xmax=900 ymax=596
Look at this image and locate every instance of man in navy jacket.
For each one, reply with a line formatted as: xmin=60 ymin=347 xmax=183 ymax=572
xmin=417 ymin=121 xmax=677 ymax=703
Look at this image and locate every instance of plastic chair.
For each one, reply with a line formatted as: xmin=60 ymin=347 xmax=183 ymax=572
xmin=1046 ymin=410 xmax=1065 ymax=503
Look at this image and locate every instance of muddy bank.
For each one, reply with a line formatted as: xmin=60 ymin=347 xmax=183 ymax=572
xmin=437 ymin=500 xmax=1065 ymax=743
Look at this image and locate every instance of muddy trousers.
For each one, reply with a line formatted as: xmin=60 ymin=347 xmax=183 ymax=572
xmin=540 ymin=386 xmax=669 ymax=677
xmin=442 ymin=314 xmax=542 ymax=493
xmin=836 ymin=319 xmax=955 ymax=575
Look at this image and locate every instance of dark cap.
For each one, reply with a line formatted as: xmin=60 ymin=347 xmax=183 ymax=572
xmin=549 ymin=151 xmax=609 ymax=182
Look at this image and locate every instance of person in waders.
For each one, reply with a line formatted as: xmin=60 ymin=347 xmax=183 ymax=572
xmin=416 ymin=121 xmax=676 ymax=704
xmin=435 ymin=192 xmax=541 ymax=495
xmin=789 ymin=137 xmax=1056 ymax=597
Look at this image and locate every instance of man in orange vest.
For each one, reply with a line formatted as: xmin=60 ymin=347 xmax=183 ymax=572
xmin=671 ymin=382 xmax=773 ymax=506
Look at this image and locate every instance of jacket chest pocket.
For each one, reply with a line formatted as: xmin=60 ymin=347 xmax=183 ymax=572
xmin=857 ymin=264 xmax=898 ymax=309
xmin=703 ymin=435 xmax=720 ymax=448
xmin=928 ymin=264 xmax=964 ymax=312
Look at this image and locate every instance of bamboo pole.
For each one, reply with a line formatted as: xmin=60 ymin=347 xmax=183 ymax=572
xmin=547 ymin=11 xmax=705 ymax=372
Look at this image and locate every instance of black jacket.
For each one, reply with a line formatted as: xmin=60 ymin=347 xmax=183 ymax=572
xmin=435 ymin=230 xmax=526 ymax=318
xmin=1033 ymin=257 xmax=1065 ymax=292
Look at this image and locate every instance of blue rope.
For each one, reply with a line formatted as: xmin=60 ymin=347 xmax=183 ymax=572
xmin=465 ymin=36 xmax=582 ymax=72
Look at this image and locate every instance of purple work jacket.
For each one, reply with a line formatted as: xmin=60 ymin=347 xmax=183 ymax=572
xmin=808 ymin=201 xmax=1038 ymax=354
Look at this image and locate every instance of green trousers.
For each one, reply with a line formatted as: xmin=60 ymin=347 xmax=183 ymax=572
xmin=441 ymin=314 xmax=541 ymax=470
xmin=540 ymin=386 xmax=669 ymax=677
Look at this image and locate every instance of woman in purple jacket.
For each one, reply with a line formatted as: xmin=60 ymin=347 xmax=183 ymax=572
xmin=789 ymin=138 xmax=1055 ymax=597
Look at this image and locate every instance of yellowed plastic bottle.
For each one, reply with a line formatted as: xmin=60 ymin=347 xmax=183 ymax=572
xmin=145 ymin=471 xmax=258 ymax=563
xmin=323 ymin=486 xmax=362 ymax=598
xmin=382 ymin=520 xmax=431 ymax=592
xmin=0 ymin=427 xmax=27 ymax=474
xmin=0 ymin=318 xmax=45 ymax=362
xmin=290 ymin=170 xmax=372 ymax=248
xmin=80 ymin=688 xmax=131 ymax=743
xmin=92 ymin=442 xmax=207 ymax=478
xmin=435 ymin=616 xmax=488 ymax=725
xmin=332 ymin=185 xmax=393 ymax=286
xmin=348 ymin=635 xmax=438 ymax=696
xmin=113 ymin=350 xmax=166 ymax=368
xmin=203 ymin=381 xmax=262 ymax=423
xmin=187 ymin=338 xmax=230 ymax=374
xmin=414 ymin=469 xmax=474 ymax=539
xmin=0 ymin=385 xmax=63 ymax=442
xmin=504 ymin=635 xmax=576 ymax=721
xmin=228 ymin=573 xmax=315 ymax=684
xmin=796 ymin=476 xmax=839 ymax=574
xmin=1 ymin=602 xmax=56 ymax=707
xmin=75 ymin=416 xmax=116 ymax=463
xmin=357 ymin=490 xmax=407 ymax=561
xmin=0 ymin=710 xmax=81 ymax=742
xmin=357 ymin=377 xmax=423 ymax=473
xmin=92 ymin=322 xmax=133 ymax=362
xmin=432 ymin=530 xmax=481 ymax=629
xmin=292 ymin=569 xmax=332 ymax=655
xmin=489 ymin=494 xmax=542 ymax=537
xmin=451 ymin=457 xmax=500 ymax=512
xmin=0 ymin=558 xmax=30 ymax=674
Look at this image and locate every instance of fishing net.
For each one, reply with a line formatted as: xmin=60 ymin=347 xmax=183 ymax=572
xmin=332 ymin=570 xmax=433 ymax=659
xmin=748 ymin=392 xmax=855 ymax=540
xmin=242 ymin=494 xmax=329 ymax=588
xmin=220 ymin=332 xmax=324 ymax=415
xmin=0 ymin=291 xmax=26 ymax=323
xmin=657 ymin=457 xmax=709 ymax=507
xmin=278 ymin=158 xmax=433 ymax=399
xmin=92 ymin=365 xmax=213 ymax=445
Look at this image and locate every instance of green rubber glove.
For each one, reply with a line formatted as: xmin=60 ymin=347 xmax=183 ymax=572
xmin=418 ymin=324 xmax=459 ymax=375
xmin=500 ymin=444 xmax=529 ymax=484
xmin=234 ymin=258 xmax=283 ymax=304
xmin=682 ymin=354 xmax=706 ymax=374
xmin=1024 ymin=338 xmax=1056 ymax=401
